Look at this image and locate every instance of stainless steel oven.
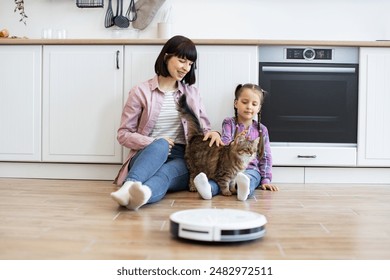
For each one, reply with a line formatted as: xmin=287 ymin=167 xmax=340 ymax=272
xmin=259 ymin=46 xmax=359 ymax=166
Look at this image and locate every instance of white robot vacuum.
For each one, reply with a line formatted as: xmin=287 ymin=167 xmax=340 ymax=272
xmin=169 ymin=208 xmax=267 ymax=242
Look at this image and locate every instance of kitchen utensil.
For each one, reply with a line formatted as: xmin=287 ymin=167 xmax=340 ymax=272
xmin=114 ymin=0 xmax=130 ymax=28
xmin=125 ymin=0 xmax=137 ymax=22
xmin=104 ymin=0 xmax=115 ymax=28
xmin=76 ymin=0 xmax=104 ymax=8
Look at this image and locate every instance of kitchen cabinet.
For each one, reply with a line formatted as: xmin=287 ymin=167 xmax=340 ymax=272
xmin=124 ymin=45 xmax=160 ymax=92
xmin=196 ymin=45 xmax=258 ymax=130
xmin=358 ymin=47 xmax=390 ymax=166
xmin=42 ymin=45 xmax=123 ymax=163
xmin=0 ymin=45 xmax=42 ymax=161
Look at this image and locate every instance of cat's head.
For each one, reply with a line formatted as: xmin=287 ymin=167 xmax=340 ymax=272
xmin=232 ymin=131 xmax=260 ymax=159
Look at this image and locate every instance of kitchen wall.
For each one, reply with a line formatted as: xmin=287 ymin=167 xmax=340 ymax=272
xmin=1 ymin=0 xmax=389 ymax=40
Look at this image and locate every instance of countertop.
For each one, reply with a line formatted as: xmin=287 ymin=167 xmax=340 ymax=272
xmin=1 ymin=38 xmax=390 ymax=47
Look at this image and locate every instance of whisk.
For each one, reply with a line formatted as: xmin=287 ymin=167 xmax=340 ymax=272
xmin=126 ymin=0 xmax=137 ymax=22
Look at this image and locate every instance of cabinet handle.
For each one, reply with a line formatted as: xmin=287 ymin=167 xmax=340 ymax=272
xmin=297 ymin=155 xmax=317 ymax=159
xmin=116 ymin=50 xmax=120 ymax=69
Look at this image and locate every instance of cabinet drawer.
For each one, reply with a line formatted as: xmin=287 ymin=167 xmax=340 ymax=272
xmin=271 ymin=146 xmax=357 ymax=166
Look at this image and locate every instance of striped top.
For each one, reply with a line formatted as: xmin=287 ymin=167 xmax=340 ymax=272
xmin=150 ymin=90 xmax=186 ymax=144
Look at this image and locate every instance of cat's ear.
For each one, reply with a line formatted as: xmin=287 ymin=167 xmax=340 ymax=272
xmin=253 ymin=137 xmax=260 ymax=146
xmin=234 ymin=130 xmax=246 ymax=142
xmin=233 ymin=131 xmax=245 ymax=145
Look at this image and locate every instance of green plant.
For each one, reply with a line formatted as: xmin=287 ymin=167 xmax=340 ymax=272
xmin=14 ymin=0 xmax=28 ymax=25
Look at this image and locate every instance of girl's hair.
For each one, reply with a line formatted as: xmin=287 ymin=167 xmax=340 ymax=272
xmin=154 ymin=35 xmax=198 ymax=85
xmin=234 ymin=83 xmax=267 ymax=159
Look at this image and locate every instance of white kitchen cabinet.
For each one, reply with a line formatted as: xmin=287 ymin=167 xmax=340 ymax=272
xmin=42 ymin=45 xmax=123 ymax=163
xmin=0 ymin=45 xmax=42 ymax=161
xmin=358 ymin=48 xmax=390 ymax=166
xmin=124 ymin=45 xmax=161 ymax=94
xmin=196 ymin=45 xmax=258 ymax=131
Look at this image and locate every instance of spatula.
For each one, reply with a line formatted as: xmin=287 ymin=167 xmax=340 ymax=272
xmin=104 ymin=0 xmax=115 ymax=28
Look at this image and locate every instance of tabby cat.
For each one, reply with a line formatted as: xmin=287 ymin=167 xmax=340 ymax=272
xmin=177 ymin=94 xmax=260 ymax=196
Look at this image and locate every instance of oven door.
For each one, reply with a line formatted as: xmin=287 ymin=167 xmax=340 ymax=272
xmin=260 ymin=63 xmax=358 ymax=144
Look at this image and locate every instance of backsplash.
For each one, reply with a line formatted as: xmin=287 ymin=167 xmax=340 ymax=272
xmin=0 ymin=0 xmax=389 ymax=40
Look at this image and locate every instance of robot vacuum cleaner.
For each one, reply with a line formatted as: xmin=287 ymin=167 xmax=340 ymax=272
xmin=170 ymin=208 xmax=267 ymax=242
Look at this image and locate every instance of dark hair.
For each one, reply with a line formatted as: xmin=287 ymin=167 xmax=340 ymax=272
xmin=154 ymin=35 xmax=198 ymax=85
xmin=233 ymin=83 xmax=267 ymax=159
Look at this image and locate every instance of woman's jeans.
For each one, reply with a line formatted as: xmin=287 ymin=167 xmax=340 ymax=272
xmin=125 ymin=138 xmax=189 ymax=204
xmin=209 ymin=169 xmax=261 ymax=198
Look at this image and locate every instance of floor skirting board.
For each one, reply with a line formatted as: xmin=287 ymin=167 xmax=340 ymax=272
xmin=0 ymin=162 xmax=389 ymax=184
xmin=0 ymin=162 xmax=120 ymax=181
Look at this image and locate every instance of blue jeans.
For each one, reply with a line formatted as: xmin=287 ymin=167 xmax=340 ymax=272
xmin=209 ymin=169 xmax=261 ymax=198
xmin=125 ymin=138 xmax=189 ymax=204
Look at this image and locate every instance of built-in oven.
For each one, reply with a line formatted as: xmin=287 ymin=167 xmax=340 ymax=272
xmin=259 ymin=46 xmax=359 ymax=166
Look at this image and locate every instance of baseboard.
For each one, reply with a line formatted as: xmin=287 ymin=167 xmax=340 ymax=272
xmin=1 ymin=162 xmax=389 ymax=184
xmin=0 ymin=162 xmax=120 ymax=181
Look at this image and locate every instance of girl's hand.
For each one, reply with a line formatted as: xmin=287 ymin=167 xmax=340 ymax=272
xmin=203 ymin=131 xmax=224 ymax=147
xmin=260 ymin=184 xmax=279 ymax=191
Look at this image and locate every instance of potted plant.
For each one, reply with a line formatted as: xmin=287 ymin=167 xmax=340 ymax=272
xmin=14 ymin=0 xmax=28 ymax=25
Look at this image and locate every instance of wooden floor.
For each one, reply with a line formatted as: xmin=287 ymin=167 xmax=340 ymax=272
xmin=0 ymin=178 xmax=390 ymax=260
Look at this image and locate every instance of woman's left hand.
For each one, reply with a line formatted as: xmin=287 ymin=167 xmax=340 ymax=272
xmin=203 ymin=131 xmax=224 ymax=147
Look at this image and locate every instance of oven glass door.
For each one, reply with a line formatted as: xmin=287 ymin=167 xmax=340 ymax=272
xmin=259 ymin=63 xmax=358 ymax=144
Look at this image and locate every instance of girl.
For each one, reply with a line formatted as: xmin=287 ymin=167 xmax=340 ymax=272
xmin=111 ymin=35 xmax=222 ymax=210
xmin=194 ymin=83 xmax=278 ymax=201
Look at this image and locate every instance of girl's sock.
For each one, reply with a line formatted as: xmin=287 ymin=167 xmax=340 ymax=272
xmin=194 ymin=172 xmax=212 ymax=200
xmin=236 ymin=172 xmax=250 ymax=201
xmin=110 ymin=181 xmax=134 ymax=206
xmin=126 ymin=182 xmax=152 ymax=210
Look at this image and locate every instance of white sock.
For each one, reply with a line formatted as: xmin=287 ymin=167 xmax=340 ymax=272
xmin=194 ymin=172 xmax=212 ymax=200
xmin=126 ymin=182 xmax=152 ymax=210
xmin=236 ymin=172 xmax=250 ymax=201
xmin=111 ymin=181 xmax=134 ymax=206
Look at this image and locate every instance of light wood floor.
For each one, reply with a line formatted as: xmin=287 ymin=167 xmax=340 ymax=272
xmin=0 ymin=178 xmax=389 ymax=260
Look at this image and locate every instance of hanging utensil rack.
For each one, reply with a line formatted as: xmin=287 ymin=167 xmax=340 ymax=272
xmin=76 ymin=0 xmax=104 ymax=8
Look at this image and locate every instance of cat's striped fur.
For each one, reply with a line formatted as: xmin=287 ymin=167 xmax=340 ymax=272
xmin=177 ymin=94 xmax=259 ymax=196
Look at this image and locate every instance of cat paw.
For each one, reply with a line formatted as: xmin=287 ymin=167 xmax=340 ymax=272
xmin=221 ymin=189 xmax=232 ymax=196
xmin=189 ymin=186 xmax=198 ymax=192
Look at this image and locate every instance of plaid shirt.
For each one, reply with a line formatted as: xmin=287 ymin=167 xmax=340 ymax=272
xmin=221 ymin=117 xmax=273 ymax=185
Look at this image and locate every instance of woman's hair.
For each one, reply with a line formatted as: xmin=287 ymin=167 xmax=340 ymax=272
xmin=234 ymin=83 xmax=267 ymax=159
xmin=154 ymin=35 xmax=198 ymax=85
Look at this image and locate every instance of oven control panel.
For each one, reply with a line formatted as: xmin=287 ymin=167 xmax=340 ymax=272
xmin=286 ymin=48 xmax=332 ymax=60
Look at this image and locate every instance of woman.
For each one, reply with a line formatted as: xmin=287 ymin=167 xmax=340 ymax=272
xmin=111 ymin=35 xmax=222 ymax=210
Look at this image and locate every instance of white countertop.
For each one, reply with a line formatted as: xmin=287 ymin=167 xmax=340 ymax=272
xmin=1 ymin=38 xmax=390 ymax=47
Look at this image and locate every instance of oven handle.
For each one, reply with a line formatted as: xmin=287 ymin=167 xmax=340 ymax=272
xmin=262 ymin=66 xmax=356 ymax=74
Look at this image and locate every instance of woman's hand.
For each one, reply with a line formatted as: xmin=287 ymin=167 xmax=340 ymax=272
xmin=260 ymin=184 xmax=279 ymax=191
xmin=160 ymin=137 xmax=175 ymax=154
xmin=203 ymin=131 xmax=224 ymax=147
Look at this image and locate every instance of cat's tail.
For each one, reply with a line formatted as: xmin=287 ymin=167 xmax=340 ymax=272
xmin=177 ymin=94 xmax=204 ymax=140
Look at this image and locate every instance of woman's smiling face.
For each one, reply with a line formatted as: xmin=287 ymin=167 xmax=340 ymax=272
xmin=166 ymin=56 xmax=194 ymax=81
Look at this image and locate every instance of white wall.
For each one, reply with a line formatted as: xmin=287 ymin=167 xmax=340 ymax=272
xmin=1 ymin=0 xmax=390 ymax=40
